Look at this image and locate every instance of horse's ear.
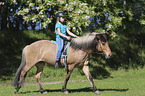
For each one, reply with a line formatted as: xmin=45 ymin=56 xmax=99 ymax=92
xmin=105 ymin=33 xmax=110 ymax=41
xmin=96 ymin=35 xmax=101 ymax=39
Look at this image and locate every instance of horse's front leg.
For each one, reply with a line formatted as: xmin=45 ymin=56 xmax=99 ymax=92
xmin=83 ymin=61 xmax=100 ymax=94
xmin=62 ymin=64 xmax=75 ymax=94
xmin=35 ymin=63 xmax=47 ymax=94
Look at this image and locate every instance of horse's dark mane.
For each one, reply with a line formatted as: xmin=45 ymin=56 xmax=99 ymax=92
xmin=70 ymin=32 xmax=109 ymax=50
xmin=70 ymin=33 xmax=97 ymax=50
xmin=97 ymin=33 xmax=109 ymax=42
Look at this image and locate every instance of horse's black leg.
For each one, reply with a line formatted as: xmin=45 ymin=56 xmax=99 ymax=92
xmin=14 ymin=67 xmax=28 ymax=93
xmin=35 ymin=63 xmax=47 ymax=94
xmin=14 ymin=84 xmax=21 ymax=93
xmin=62 ymin=64 xmax=75 ymax=94
xmin=83 ymin=65 xmax=100 ymax=94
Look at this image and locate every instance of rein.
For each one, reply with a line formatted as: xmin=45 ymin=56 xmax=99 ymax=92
xmin=98 ymin=40 xmax=104 ymax=54
xmin=92 ymin=40 xmax=104 ymax=55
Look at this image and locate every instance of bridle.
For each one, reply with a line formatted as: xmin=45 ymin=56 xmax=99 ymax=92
xmin=98 ymin=40 xmax=104 ymax=54
xmin=93 ymin=40 xmax=104 ymax=55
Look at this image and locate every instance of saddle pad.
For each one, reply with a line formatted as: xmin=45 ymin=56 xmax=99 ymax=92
xmin=51 ymin=40 xmax=69 ymax=57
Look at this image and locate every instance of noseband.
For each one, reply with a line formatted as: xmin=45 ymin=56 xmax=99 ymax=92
xmin=92 ymin=40 xmax=104 ymax=55
xmin=97 ymin=40 xmax=104 ymax=54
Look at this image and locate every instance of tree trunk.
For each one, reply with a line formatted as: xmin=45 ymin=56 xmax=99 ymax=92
xmin=1 ymin=3 xmax=8 ymax=30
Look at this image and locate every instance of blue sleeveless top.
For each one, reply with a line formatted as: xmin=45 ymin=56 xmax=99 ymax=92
xmin=55 ymin=23 xmax=68 ymax=41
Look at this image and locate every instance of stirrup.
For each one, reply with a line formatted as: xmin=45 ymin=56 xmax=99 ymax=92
xmin=55 ymin=61 xmax=59 ymax=69
xmin=64 ymin=55 xmax=68 ymax=69
xmin=61 ymin=55 xmax=67 ymax=69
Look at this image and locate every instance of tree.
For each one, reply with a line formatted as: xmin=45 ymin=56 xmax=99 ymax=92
xmin=2 ymin=0 xmax=145 ymax=38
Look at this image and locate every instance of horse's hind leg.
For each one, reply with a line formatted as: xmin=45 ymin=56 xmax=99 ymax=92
xmin=35 ymin=62 xmax=47 ymax=94
xmin=83 ymin=61 xmax=100 ymax=94
xmin=15 ymin=65 xmax=32 ymax=93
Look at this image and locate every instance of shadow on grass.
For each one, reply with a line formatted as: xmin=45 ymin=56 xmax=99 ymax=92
xmin=69 ymin=87 xmax=128 ymax=93
xmin=90 ymin=66 xmax=111 ymax=79
xmin=78 ymin=64 xmax=111 ymax=79
xmin=18 ymin=87 xmax=128 ymax=94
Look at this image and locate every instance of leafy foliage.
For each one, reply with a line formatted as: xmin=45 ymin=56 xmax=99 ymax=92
xmin=6 ymin=0 xmax=143 ymax=38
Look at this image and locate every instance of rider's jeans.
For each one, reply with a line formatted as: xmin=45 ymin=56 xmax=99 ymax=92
xmin=56 ymin=39 xmax=64 ymax=61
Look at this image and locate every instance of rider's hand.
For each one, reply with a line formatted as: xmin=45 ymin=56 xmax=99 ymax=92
xmin=66 ymin=36 xmax=71 ymax=40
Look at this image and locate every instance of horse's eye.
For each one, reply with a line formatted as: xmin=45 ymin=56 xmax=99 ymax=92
xmin=102 ymin=43 xmax=105 ymax=45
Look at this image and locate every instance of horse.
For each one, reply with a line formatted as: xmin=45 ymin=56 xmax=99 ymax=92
xmin=11 ymin=32 xmax=112 ymax=94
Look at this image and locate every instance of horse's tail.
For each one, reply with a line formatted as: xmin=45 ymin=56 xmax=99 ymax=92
xmin=11 ymin=46 xmax=28 ymax=87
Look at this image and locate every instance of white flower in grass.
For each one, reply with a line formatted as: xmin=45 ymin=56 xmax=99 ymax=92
xmin=39 ymin=10 xmax=43 ymax=15
xmin=24 ymin=8 xmax=29 ymax=13
xmin=29 ymin=3 xmax=34 ymax=7
xmin=85 ymin=22 xmax=89 ymax=26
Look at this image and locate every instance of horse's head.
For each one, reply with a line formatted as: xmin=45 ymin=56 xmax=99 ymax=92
xmin=95 ymin=33 xmax=112 ymax=59
xmin=70 ymin=32 xmax=112 ymax=59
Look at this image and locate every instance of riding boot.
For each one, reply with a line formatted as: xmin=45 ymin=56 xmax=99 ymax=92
xmin=55 ymin=61 xmax=59 ymax=69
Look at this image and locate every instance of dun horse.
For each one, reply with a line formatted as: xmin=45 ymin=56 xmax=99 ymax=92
xmin=12 ymin=32 xmax=112 ymax=94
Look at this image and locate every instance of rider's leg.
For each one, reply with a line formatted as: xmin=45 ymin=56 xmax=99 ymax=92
xmin=55 ymin=39 xmax=64 ymax=69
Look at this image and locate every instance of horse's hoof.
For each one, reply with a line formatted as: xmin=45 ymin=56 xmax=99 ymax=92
xmin=14 ymin=89 xmax=17 ymax=94
xmin=40 ymin=90 xmax=48 ymax=94
xmin=43 ymin=91 xmax=48 ymax=94
xmin=64 ymin=91 xmax=69 ymax=94
xmin=95 ymin=90 xmax=100 ymax=94
xmin=14 ymin=87 xmax=20 ymax=94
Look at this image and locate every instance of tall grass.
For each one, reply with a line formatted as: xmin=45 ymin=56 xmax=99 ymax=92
xmin=0 ymin=29 xmax=55 ymax=83
xmin=0 ymin=28 xmax=145 ymax=86
xmin=0 ymin=29 xmax=145 ymax=96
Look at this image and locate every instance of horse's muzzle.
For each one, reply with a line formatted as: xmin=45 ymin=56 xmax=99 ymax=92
xmin=105 ymin=54 xmax=112 ymax=59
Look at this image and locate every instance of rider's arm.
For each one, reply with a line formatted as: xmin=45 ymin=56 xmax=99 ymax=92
xmin=66 ymin=28 xmax=78 ymax=38
xmin=57 ymin=28 xmax=71 ymax=40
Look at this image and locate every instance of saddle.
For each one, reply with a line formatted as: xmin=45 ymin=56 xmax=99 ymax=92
xmin=51 ymin=41 xmax=70 ymax=69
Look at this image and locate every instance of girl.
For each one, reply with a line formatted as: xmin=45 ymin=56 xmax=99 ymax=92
xmin=55 ymin=12 xmax=78 ymax=69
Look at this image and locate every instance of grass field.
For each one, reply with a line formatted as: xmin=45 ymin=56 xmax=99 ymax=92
xmin=0 ymin=67 xmax=145 ymax=96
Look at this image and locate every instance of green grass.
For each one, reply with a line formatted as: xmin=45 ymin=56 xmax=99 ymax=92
xmin=0 ymin=67 xmax=145 ymax=96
